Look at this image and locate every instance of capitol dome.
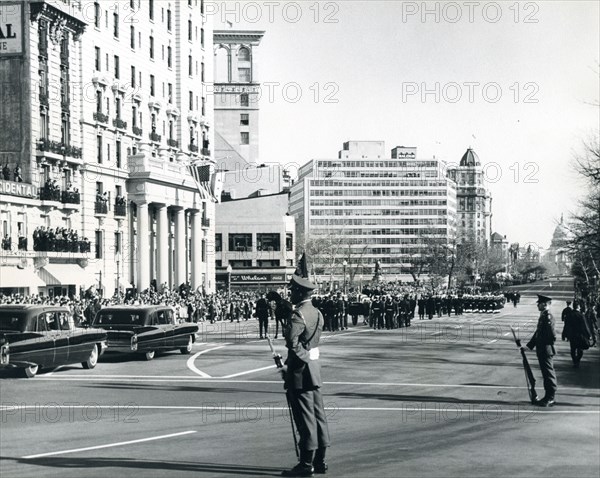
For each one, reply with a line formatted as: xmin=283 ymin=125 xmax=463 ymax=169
xmin=550 ymin=214 xmax=569 ymax=249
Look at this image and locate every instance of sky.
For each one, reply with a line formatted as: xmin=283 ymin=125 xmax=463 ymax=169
xmin=213 ymin=1 xmax=599 ymax=249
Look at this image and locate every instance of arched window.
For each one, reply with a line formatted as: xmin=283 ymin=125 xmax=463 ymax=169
xmin=238 ymin=47 xmax=250 ymax=62
xmin=214 ymin=47 xmax=229 ymax=83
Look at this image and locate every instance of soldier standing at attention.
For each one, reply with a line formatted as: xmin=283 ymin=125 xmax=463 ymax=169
xmin=524 ymin=294 xmax=558 ymax=407
xmin=282 ymin=275 xmax=331 ymax=477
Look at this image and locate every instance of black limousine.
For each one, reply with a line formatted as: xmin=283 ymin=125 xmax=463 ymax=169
xmin=0 ymin=305 xmax=107 ymax=378
xmin=93 ymin=305 xmax=199 ymax=360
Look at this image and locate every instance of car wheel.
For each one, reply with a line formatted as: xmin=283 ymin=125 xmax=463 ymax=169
xmin=180 ymin=336 xmax=193 ymax=354
xmin=82 ymin=344 xmax=99 ymax=369
xmin=22 ymin=364 xmax=39 ymax=378
xmin=144 ymin=350 xmax=155 ymax=361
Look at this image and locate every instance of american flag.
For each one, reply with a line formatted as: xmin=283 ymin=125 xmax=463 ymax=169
xmin=187 ymin=163 xmax=212 ymax=200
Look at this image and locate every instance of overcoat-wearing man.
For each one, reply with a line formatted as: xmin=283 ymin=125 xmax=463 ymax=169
xmin=255 ymin=294 xmax=270 ymax=339
xmin=282 ymin=275 xmax=331 ymax=477
xmin=525 ymin=294 xmax=558 ymax=407
xmin=562 ymin=301 xmax=592 ymax=367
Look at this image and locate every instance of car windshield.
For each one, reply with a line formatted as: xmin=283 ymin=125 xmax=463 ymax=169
xmin=94 ymin=311 xmax=144 ymax=326
xmin=0 ymin=312 xmax=27 ymax=332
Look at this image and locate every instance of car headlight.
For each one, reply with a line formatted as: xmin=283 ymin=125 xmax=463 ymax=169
xmin=131 ymin=335 xmax=138 ymax=351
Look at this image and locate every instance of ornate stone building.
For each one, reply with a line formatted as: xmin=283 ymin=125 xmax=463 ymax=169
xmin=447 ymin=148 xmax=492 ymax=247
xmin=0 ymin=0 xmax=216 ymax=297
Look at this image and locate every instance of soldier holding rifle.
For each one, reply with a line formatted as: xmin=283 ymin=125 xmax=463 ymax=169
xmin=279 ymin=275 xmax=331 ymax=477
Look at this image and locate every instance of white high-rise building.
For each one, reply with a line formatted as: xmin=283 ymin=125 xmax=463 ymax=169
xmin=0 ymin=0 xmax=216 ymax=297
xmin=289 ymin=141 xmax=457 ymax=284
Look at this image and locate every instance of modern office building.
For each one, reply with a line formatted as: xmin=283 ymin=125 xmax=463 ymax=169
xmin=215 ymin=192 xmax=296 ymax=290
xmin=289 ymin=141 xmax=457 ymax=284
xmin=0 ymin=0 xmax=216 ymax=297
xmin=447 ymin=148 xmax=492 ymax=247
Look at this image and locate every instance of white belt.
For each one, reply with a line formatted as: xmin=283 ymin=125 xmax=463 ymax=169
xmin=309 ymin=347 xmax=320 ymax=361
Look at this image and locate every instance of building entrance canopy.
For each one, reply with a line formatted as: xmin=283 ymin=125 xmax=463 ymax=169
xmin=39 ymin=264 xmax=97 ymax=288
xmin=0 ymin=267 xmax=46 ymax=289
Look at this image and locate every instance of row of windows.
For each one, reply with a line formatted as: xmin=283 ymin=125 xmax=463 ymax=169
xmin=310 ymin=210 xmax=449 ymax=220
xmin=310 ymin=189 xmax=450 ymax=197
xmin=309 ymin=228 xmax=449 ymax=238
xmin=94 ymin=46 xmax=205 ymax=89
xmin=311 ymin=180 xmax=450 ymax=188
xmin=313 ymin=171 xmax=441 ymax=180
xmin=216 ymin=260 xmax=293 ymax=268
xmin=310 ymin=199 xmax=448 ymax=208
xmin=215 ymin=233 xmax=293 ymax=253
xmin=316 ymin=161 xmax=439 ymax=169
xmin=94 ymin=1 xmax=205 ymax=43
xmin=311 ymin=218 xmax=449 ymax=228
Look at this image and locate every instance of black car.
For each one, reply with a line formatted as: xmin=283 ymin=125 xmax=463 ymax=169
xmin=0 ymin=305 xmax=107 ymax=378
xmin=93 ymin=305 xmax=199 ymax=360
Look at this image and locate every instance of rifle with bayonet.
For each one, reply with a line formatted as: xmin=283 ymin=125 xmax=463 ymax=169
xmin=510 ymin=326 xmax=538 ymax=404
xmin=267 ymin=335 xmax=299 ymax=459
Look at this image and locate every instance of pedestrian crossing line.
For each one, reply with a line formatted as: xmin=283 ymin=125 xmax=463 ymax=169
xmin=22 ymin=430 xmax=198 ymax=459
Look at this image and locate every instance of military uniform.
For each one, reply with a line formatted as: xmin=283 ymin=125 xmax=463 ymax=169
xmin=526 ymin=295 xmax=558 ymax=406
xmin=283 ymin=275 xmax=331 ymax=476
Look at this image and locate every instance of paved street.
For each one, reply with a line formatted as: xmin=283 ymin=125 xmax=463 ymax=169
xmin=1 ymin=297 xmax=599 ymax=478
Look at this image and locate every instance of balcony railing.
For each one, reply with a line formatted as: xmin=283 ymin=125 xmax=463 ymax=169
xmin=189 ymin=143 xmax=199 ymax=153
xmin=201 ymin=148 xmax=211 ymax=157
xmin=95 ymin=200 xmax=108 ymax=214
xmin=149 ymin=132 xmax=162 ymax=142
xmin=113 ymin=118 xmax=128 ymax=129
xmin=40 ymin=187 xmax=61 ymax=202
xmin=93 ymin=112 xmax=109 ymax=124
xmin=114 ymin=203 xmax=127 ymax=217
xmin=132 ymin=126 xmax=143 ymax=136
xmin=37 ymin=139 xmax=82 ymax=159
xmin=61 ymin=191 xmax=81 ymax=204
xmin=167 ymin=139 xmax=179 ymax=148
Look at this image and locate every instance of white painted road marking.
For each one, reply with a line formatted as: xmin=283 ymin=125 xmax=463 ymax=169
xmin=186 ymin=345 xmax=230 ymax=378
xmin=26 ymin=377 xmax=596 ymax=391
xmin=221 ymin=364 xmax=278 ymax=379
xmin=22 ymin=430 xmax=197 ymax=459
xmin=7 ymin=405 xmax=598 ymax=417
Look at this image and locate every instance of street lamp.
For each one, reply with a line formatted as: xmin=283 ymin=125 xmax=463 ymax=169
xmin=115 ymin=251 xmax=121 ymax=304
xmin=226 ymin=264 xmax=232 ymax=302
xmin=342 ymin=260 xmax=347 ymax=294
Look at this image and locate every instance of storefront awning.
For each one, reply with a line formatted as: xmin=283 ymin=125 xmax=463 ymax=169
xmin=39 ymin=264 xmax=98 ymax=287
xmin=0 ymin=267 xmax=46 ymax=289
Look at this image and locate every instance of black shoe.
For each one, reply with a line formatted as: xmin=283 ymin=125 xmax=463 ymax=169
xmin=281 ymin=464 xmax=314 ymax=477
xmin=536 ymin=396 xmax=555 ymax=407
xmin=314 ymin=462 xmax=328 ymax=474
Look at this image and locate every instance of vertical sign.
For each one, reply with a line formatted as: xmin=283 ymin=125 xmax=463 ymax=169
xmin=0 ymin=2 xmax=23 ymax=57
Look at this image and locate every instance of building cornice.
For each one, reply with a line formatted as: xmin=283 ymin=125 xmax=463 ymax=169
xmin=30 ymin=1 xmax=87 ymax=40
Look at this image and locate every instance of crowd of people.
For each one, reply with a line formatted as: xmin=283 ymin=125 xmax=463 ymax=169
xmin=1 ymin=281 xmax=598 ymax=345
xmin=2 ymin=163 xmax=22 ymax=182
xmin=32 ymin=226 xmax=91 ymax=253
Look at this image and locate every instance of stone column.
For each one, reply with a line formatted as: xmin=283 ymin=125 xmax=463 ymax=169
xmin=156 ymin=204 xmax=169 ymax=290
xmin=174 ymin=208 xmax=187 ymax=287
xmin=136 ymin=202 xmax=150 ymax=291
xmin=190 ymin=210 xmax=202 ymax=290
